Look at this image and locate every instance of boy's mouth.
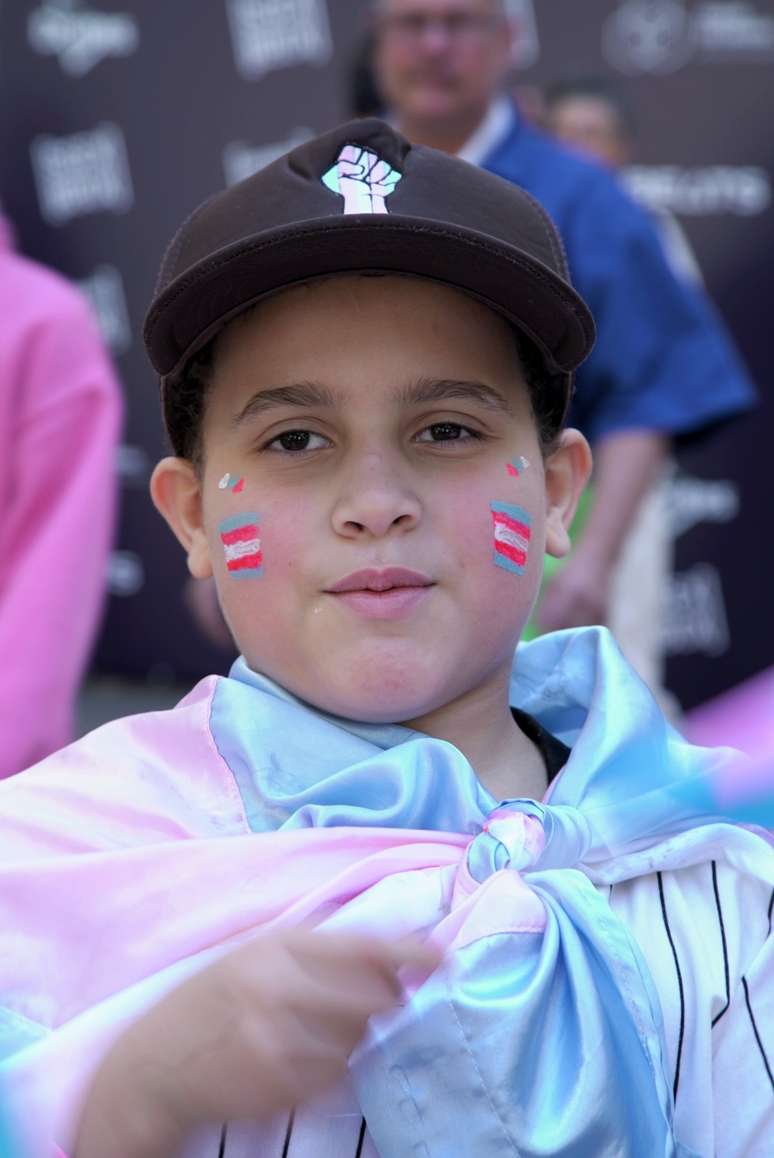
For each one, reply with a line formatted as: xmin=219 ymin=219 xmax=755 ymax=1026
xmin=324 ymin=568 xmax=435 ymax=620
xmin=327 ymin=567 xmax=433 ymax=594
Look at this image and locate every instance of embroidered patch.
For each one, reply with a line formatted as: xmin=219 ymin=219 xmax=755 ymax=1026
xmin=218 ymin=473 xmax=245 ymax=493
xmin=491 ymin=502 xmax=532 ymax=575
xmin=219 ymin=513 xmax=262 ymax=578
xmin=506 ymin=456 xmax=530 ymax=478
xmin=322 ymin=144 xmax=402 ymax=214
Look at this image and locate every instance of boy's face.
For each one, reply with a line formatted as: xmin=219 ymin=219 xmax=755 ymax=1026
xmin=153 ymin=276 xmax=588 ymax=724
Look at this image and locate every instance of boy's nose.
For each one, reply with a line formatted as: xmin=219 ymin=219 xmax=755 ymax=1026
xmin=331 ymin=454 xmax=422 ymax=540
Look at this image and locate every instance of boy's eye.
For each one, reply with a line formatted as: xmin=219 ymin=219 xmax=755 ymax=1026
xmin=415 ymin=422 xmax=480 ymax=443
xmin=265 ymin=430 xmax=331 ymax=453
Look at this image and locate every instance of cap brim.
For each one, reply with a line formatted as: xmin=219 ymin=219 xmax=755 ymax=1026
xmin=144 ymin=215 xmax=595 ymax=387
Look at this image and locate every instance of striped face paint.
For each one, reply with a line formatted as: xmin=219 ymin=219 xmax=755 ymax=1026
xmin=218 ymin=473 xmax=245 ymax=494
xmin=506 ymin=456 xmax=530 ymax=478
xmin=219 ymin=513 xmax=263 ymax=578
xmin=491 ymin=502 xmax=532 ymax=576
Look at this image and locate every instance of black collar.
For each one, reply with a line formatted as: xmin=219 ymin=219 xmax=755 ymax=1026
xmin=511 ymin=707 xmax=570 ymax=785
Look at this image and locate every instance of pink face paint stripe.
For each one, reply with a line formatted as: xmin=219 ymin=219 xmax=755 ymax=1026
xmin=220 ymin=524 xmax=259 ymax=547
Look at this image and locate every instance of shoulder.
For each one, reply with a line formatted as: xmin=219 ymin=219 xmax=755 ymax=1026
xmin=0 ymin=250 xmax=110 ymax=395
xmin=608 ymin=852 xmax=773 ymax=1154
xmin=486 ymin=117 xmax=642 ymax=232
xmin=0 ymin=249 xmax=95 ymax=332
xmin=0 ymin=677 xmax=249 ymax=859
xmin=0 ymin=250 xmax=121 ymax=409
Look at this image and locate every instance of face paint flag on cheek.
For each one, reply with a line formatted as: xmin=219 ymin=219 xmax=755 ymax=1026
xmin=491 ymin=502 xmax=532 ymax=575
xmin=506 ymin=457 xmax=530 ymax=478
xmin=219 ymin=513 xmax=263 ymax=579
xmin=218 ymin=473 xmax=245 ymax=493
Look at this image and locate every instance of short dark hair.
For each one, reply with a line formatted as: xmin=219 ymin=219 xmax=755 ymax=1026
xmin=164 ymin=310 xmax=563 ymax=467
xmin=545 ymin=75 xmax=638 ymax=141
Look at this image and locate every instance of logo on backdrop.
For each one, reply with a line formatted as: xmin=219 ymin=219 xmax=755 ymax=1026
xmin=665 ymin=471 xmax=740 ymax=540
xmin=504 ymin=0 xmax=540 ymax=69
xmin=28 ymin=0 xmax=139 ymax=77
xmin=662 ymin=564 xmax=730 ymax=657
xmin=30 ymin=122 xmax=134 ymax=226
xmin=624 ymin=166 xmax=771 ymax=216
xmin=603 ymin=1 xmax=694 ymax=74
xmin=605 ymin=0 xmax=774 ymax=73
xmin=76 ymin=265 xmax=132 ymax=354
xmin=225 ymin=0 xmax=332 ymax=80
xmin=222 ymin=128 xmax=314 ymax=186
xmin=116 ymin=444 xmax=151 ymax=488
xmin=107 ymin=550 xmax=145 ymax=598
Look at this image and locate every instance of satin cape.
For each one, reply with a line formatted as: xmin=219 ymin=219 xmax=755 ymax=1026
xmin=1 ymin=627 xmax=771 ymax=1156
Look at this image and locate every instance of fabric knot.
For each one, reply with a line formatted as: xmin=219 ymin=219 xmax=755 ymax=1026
xmin=467 ymin=808 xmax=546 ymax=882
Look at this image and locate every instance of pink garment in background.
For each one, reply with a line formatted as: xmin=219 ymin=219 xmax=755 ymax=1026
xmin=0 ymin=214 xmax=122 ymax=777
xmin=684 ymin=665 xmax=774 ymax=811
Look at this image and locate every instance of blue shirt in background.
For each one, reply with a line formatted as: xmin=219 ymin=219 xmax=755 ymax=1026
xmin=481 ymin=108 xmax=756 ymax=443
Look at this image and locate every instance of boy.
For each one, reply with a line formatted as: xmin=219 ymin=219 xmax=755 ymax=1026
xmin=0 ymin=120 xmax=771 ymax=1158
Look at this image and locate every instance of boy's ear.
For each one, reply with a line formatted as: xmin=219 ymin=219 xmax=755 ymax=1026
xmin=544 ymin=429 xmax=592 ymax=559
xmin=150 ymin=457 xmax=213 ymax=579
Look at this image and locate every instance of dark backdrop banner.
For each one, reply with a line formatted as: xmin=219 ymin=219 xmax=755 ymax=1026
xmin=1 ymin=0 xmax=771 ymax=708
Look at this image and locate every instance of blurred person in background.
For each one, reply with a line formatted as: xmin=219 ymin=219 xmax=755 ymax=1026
xmin=0 ymin=210 xmax=122 ymax=777
xmin=369 ymin=0 xmax=755 ymax=693
xmin=544 ymin=74 xmax=703 ymax=285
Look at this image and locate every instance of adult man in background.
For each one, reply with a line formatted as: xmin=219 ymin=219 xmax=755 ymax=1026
xmin=370 ymin=0 xmax=754 ymax=690
xmin=544 ymin=74 xmax=703 ymax=285
xmin=0 ymin=212 xmax=122 ymax=777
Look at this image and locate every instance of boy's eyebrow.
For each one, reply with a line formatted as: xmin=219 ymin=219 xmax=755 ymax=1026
xmin=401 ymin=378 xmax=515 ymax=414
xmin=232 ymin=377 xmax=514 ymax=426
xmin=233 ymin=382 xmax=337 ymax=426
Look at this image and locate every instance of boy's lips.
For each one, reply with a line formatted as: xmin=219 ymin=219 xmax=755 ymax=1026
xmin=324 ymin=568 xmax=435 ymax=621
xmin=326 ymin=567 xmax=434 ymax=594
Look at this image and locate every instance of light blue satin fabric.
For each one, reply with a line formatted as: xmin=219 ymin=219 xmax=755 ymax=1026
xmin=208 ymin=626 xmax=756 ymax=1157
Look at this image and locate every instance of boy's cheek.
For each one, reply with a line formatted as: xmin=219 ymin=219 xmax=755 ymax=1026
xmin=447 ymin=474 xmax=543 ymax=576
xmin=210 ymin=502 xmax=312 ymax=596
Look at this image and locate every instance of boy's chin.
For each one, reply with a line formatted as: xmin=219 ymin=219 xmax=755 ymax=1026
xmin=298 ymin=651 xmax=471 ymax=727
xmin=308 ymin=674 xmax=439 ymax=726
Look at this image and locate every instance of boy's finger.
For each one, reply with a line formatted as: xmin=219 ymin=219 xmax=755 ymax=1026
xmin=386 ymin=935 xmax=444 ymax=972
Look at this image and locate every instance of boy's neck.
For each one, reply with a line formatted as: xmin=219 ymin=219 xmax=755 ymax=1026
xmin=406 ymin=664 xmax=549 ymax=805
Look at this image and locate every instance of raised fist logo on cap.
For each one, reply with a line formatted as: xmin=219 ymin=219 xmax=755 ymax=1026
xmin=322 ymin=144 xmax=402 ymax=214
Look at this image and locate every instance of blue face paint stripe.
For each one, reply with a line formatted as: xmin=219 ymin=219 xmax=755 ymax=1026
xmin=490 ymin=501 xmax=532 ymax=524
xmin=493 ymin=552 xmax=527 ymax=576
xmin=218 ymin=512 xmax=260 ymax=533
xmin=229 ymin=567 xmax=264 ymax=580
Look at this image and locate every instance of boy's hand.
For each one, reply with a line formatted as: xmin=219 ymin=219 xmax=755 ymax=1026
xmin=75 ymin=929 xmax=438 ymax=1158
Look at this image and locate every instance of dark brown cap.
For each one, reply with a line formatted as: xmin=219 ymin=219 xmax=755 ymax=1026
xmin=144 ymin=118 xmax=595 ymax=430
